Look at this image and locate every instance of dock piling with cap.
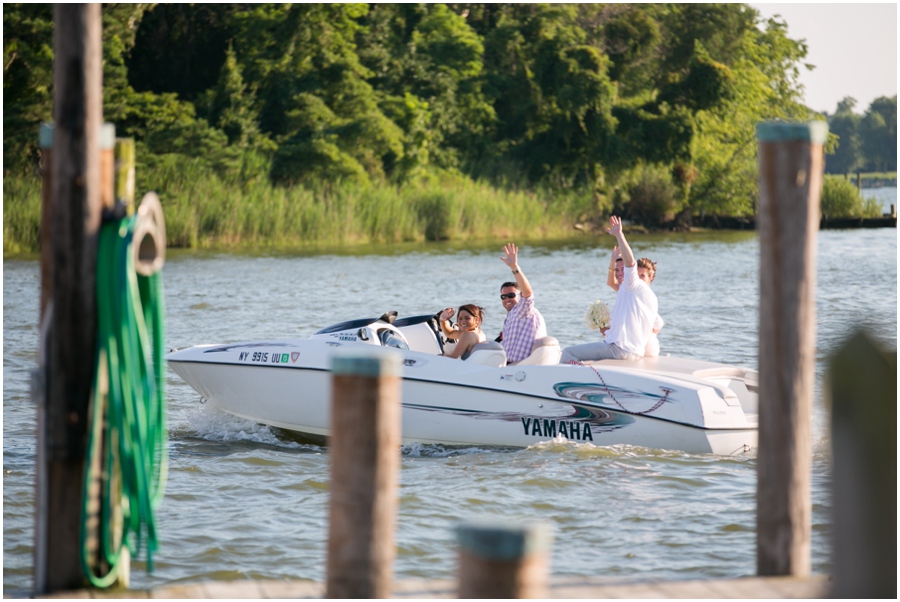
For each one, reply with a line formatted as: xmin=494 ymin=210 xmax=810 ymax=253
xmin=34 ymin=4 xmax=104 ymax=595
xmin=828 ymin=330 xmax=897 ymax=598
xmin=755 ymin=120 xmax=827 ymax=577
xmin=456 ymin=521 xmax=554 ymax=599
xmin=325 ymin=350 xmax=402 ymax=599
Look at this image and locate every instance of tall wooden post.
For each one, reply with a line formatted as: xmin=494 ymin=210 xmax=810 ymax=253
xmin=115 ymin=137 xmax=136 ymax=213
xmin=828 ymin=331 xmax=896 ymax=598
xmin=755 ymin=121 xmax=827 ymax=576
xmin=325 ymin=350 xmax=401 ymax=599
xmin=99 ymin=123 xmax=115 ymax=210
xmin=457 ymin=522 xmax=554 ymax=599
xmin=39 ymin=124 xmax=54 ymax=321
xmin=34 ymin=4 xmax=103 ymax=594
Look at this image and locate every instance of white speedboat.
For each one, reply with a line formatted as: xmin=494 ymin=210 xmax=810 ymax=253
xmin=167 ymin=311 xmax=758 ymax=455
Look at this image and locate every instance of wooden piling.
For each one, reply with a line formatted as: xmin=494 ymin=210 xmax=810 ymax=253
xmin=827 ymin=330 xmax=897 ymax=598
xmin=755 ymin=121 xmax=827 ymax=577
xmin=325 ymin=350 xmax=402 ymax=599
xmin=38 ymin=124 xmax=54 ymax=322
xmin=99 ymin=124 xmax=115 ymax=210
xmin=34 ymin=4 xmax=103 ymax=594
xmin=39 ymin=123 xmax=114 ymax=313
xmin=115 ymin=137 xmax=136 ymax=213
xmin=457 ymin=521 xmax=554 ymax=598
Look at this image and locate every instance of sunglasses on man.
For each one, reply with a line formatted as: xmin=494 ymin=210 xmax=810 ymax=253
xmin=500 ymin=292 xmax=519 ymax=300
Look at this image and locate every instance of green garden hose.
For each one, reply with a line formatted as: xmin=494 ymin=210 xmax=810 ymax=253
xmin=80 ymin=212 xmax=168 ymax=587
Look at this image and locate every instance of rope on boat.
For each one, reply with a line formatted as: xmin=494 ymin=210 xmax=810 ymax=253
xmin=80 ymin=204 xmax=168 ymax=587
xmin=567 ymin=360 xmax=672 ymax=415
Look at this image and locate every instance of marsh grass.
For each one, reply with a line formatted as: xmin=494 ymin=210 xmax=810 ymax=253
xmin=4 ymin=165 xmax=594 ymax=254
xmin=3 ymin=174 xmax=42 ymax=254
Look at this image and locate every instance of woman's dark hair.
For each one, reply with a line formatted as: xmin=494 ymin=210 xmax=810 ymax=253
xmin=457 ymin=304 xmax=485 ymax=326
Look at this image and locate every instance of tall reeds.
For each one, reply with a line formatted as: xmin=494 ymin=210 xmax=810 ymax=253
xmin=3 ymin=165 xmax=594 ymax=254
xmin=3 ymin=173 xmax=42 ymax=255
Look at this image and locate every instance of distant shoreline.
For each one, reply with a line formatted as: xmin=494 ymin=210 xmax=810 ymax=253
xmin=686 ymin=215 xmax=896 ymax=231
xmin=859 ymin=179 xmax=897 ymax=189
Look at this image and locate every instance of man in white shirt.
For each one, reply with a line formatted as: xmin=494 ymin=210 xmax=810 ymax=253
xmin=608 ymin=248 xmax=663 ymax=357
xmin=560 ymin=216 xmax=658 ymax=363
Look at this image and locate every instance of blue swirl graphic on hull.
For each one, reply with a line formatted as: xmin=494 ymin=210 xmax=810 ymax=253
xmin=553 ymin=381 xmax=675 ymax=415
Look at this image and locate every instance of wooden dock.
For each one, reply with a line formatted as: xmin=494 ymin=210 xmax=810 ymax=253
xmin=11 ymin=574 xmax=829 ymax=599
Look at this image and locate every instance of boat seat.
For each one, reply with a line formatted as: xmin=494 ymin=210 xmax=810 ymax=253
xmin=513 ymin=336 xmax=561 ymax=366
xmin=464 ymin=341 xmax=507 ymax=367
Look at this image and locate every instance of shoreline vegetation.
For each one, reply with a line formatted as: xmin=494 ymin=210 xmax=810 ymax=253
xmin=3 ymin=169 xmax=594 ymax=255
xmin=5 ymin=4 xmax=895 ymax=257
xmin=3 ymin=169 xmax=894 ymax=257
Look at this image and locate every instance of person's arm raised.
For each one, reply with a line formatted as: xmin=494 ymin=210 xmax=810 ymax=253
xmin=500 ymin=242 xmax=534 ymax=297
xmin=438 ymin=307 xmax=461 ymax=340
xmin=606 ymin=216 xmax=635 ymax=268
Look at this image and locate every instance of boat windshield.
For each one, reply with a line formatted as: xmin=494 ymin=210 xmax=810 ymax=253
xmin=378 ymin=329 xmax=409 ymax=350
xmin=315 ymin=317 xmax=379 ymax=334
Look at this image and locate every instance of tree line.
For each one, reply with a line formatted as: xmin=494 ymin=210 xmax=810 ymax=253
xmin=5 ymin=3 xmax=887 ymax=227
xmin=826 ymin=96 xmax=897 ymax=175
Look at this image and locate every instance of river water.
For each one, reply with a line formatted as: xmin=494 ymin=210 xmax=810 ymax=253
xmin=3 ymin=215 xmax=897 ymax=592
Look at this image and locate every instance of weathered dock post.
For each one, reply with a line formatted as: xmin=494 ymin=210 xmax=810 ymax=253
xmin=115 ymin=137 xmax=136 ymax=213
xmin=827 ymin=331 xmax=896 ymax=598
xmin=755 ymin=121 xmax=827 ymax=576
xmin=38 ymin=124 xmax=54 ymax=321
xmin=326 ymin=350 xmax=402 ymax=599
xmin=34 ymin=3 xmax=103 ymax=594
xmin=457 ymin=522 xmax=554 ymax=598
xmin=39 ymin=122 xmax=115 ymax=313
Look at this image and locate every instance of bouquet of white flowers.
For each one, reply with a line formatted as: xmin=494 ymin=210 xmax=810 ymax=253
xmin=584 ymin=300 xmax=611 ymax=331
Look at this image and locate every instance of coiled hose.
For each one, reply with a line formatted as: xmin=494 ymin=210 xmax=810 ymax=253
xmin=80 ymin=212 xmax=167 ymax=587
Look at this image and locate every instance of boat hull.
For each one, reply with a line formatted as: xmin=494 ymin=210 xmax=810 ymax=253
xmin=168 ymin=340 xmax=758 ymax=455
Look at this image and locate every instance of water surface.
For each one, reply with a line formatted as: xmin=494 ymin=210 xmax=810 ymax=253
xmin=3 ymin=226 xmax=896 ymax=592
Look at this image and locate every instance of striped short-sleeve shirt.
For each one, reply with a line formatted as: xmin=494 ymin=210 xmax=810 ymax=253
xmin=500 ymin=294 xmax=547 ymax=364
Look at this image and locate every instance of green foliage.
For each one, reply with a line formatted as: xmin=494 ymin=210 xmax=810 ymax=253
xmin=126 ymin=4 xmax=237 ymax=101
xmin=861 ymin=96 xmax=897 ymax=172
xmin=2 ymin=173 xmax=42 ymax=254
xmin=828 ymin=98 xmax=864 ymax=174
xmin=601 ymin=6 xmax=661 ymax=93
xmin=820 ymin=175 xmax=884 ymax=218
xmin=356 ymin=4 xmax=494 ymax=173
xmin=5 ymin=2 xmax=870 ymax=235
xmin=685 ymin=9 xmax=815 ymax=217
xmin=3 ymin=4 xmax=54 ymax=173
xmin=612 ymin=105 xmax=694 ymax=165
xmin=475 ymin=4 xmax=620 ymax=188
xmin=678 ymin=45 xmax=737 ymax=111
xmin=860 ymin=196 xmax=885 ymax=218
xmin=826 ymin=96 xmax=897 ymax=175
xmin=196 ymin=45 xmax=269 ymax=150
xmin=121 ymin=166 xmax=580 ymax=249
xmin=616 ymin=163 xmax=682 ymax=227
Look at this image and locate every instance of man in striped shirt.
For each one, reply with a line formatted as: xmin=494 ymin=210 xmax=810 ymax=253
xmin=498 ymin=243 xmax=547 ymax=364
